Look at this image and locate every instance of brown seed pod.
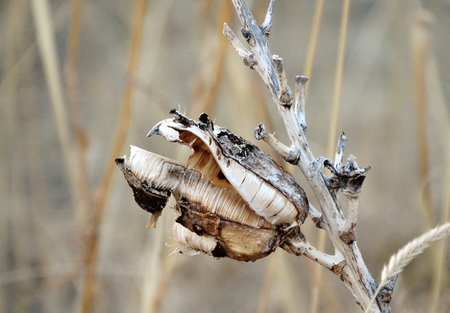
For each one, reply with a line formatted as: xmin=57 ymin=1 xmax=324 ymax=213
xmin=148 ymin=110 xmax=308 ymax=227
xmin=116 ymin=146 xmax=285 ymax=261
xmin=116 ymin=111 xmax=309 ymax=261
xmin=115 ymin=146 xmax=184 ymax=227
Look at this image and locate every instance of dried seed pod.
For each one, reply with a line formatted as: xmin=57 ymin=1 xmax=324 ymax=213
xmin=116 ymin=110 xmax=309 ymax=261
xmin=115 ymin=146 xmax=186 ymax=227
xmin=148 ymin=110 xmax=308 ymax=227
xmin=116 ymin=146 xmax=285 ymax=261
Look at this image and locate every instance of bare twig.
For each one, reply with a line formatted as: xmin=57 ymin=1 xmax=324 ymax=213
xmin=81 ymin=0 xmax=148 ymax=311
xmin=191 ymin=0 xmax=233 ymax=115
xmin=30 ymin=0 xmax=80 ymax=215
xmin=65 ymin=0 xmax=92 ymax=225
xmin=114 ymin=1 xmax=450 ymax=312
xmin=224 ymin=1 xmax=386 ymax=311
xmin=411 ymin=9 xmax=434 ymax=229
xmin=253 ymin=123 xmax=299 ymax=164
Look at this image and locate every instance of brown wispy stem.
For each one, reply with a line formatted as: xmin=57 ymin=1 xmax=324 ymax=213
xmin=80 ymin=0 xmax=148 ymax=312
xmin=191 ymin=0 xmax=233 ymax=115
xmin=410 ymin=10 xmax=449 ymax=313
xmin=430 ymin=149 xmax=450 ymax=313
xmin=312 ymin=1 xmax=351 ymax=312
xmin=299 ymin=0 xmax=326 ymax=310
xmin=257 ymin=255 xmax=276 ymax=313
xmin=64 ymin=0 xmax=95 ymax=251
xmin=303 ymin=0 xmax=324 ymax=97
xmin=65 ymin=0 xmax=87 ymax=167
xmin=411 ymin=10 xmax=434 ymax=229
xmin=141 ymin=3 xmax=234 ymax=312
xmin=327 ymin=0 xmax=350 ymax=159
xmin=30 ymin=0 xmax=80 ymax=214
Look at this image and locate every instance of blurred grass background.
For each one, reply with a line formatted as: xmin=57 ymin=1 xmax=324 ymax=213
xmin=1 ymin=0 xmax=450 ymax=312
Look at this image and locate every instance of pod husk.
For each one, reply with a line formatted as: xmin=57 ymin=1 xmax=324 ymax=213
xmin=116 ymin=111 xmax=309 ymax=261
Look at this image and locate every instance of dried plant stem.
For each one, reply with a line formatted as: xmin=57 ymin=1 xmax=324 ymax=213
xmin=96 ymin=0 xmax=147 ymax=200
xmin=224 ymin=0 xmax=390 ymax=311
xmin=148 ymin=257 xmax=179 ymax=313
xmin=141 ymin=3 xmax=231 ymax=311
xmin=275 ymin=252 xmax=300 ymax=313
xmin=30 ymin=0 xmax=80 ymax=212
xmin=428 ymin=62 xmax=450 ymax=313
xmin=382 ymin=223 xmax=450 ymax=285
xmin=411 ymin=11 xmax=447 ymax=312
xmin=312 ymin=1 xmax=351 ymax=312
xmin=429 ymin=149 xmax=450 ymax=312
xmin=191 ymin=1 xmax=233 ymax=115
xmin=2 ymin=6 xmax=26 ymax=309
xmin=411 ymin=10 xmax=434 ymax=229
xmin=327 ymin=0 xmax=350 ymax=159
xmin=140 ymin=213 xmax=174 ymax=313
xmin=303 ymin=0 xmax=324 ymax=97
xmin=80 ymin=0 xmax=148 ymax=312
xmin=365 ymin=222 xmax=450 ymax=313
xmin=64 ymin=4 xmax=98 ymax=293
xmin=65 ymin=0 xmax=92 ymax=222
xmin=255 ymin=76 xmax=290 ymax=313
xmin=223 ymin=0 xmax=384 ymax=312
xmin=257 ymin=255 xmax=276 ymax=313
xmin=300 ymin=0 xmax=325 ymax=310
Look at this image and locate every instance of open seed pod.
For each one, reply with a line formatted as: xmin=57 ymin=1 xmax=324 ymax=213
xmin=149 ymin=110 xmax=309 ymax=227
xmin=115 ymin=146 xmax=184 ymax=227
xmin=115 ymin=110 xmax=309 ymax=261
xmin=116 ymin=146 xmax=290 ymax=261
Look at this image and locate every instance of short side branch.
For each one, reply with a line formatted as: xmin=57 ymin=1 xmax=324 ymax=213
xmin=273 ymin=55 xmax=293 ymax=106
xmin=254 ymin=123 xmax=299 ymax=164
xmin=281 ymin=228 xmax=345 ymax=274
xmin=294 ymin=75 xmax=308 ymax=132
xmin=223 ymin=23 xmax=257 ymax=69
xmin=260 ymin=0 xmax=275 ymax=35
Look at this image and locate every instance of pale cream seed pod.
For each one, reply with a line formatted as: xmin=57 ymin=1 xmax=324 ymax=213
xmin=149 ymin=110 xmax=308 ymax=227
xmin=116 ymin=146 xmax=284 ymax=261
xmin=116 ymin=110 xmax=309 ymax=261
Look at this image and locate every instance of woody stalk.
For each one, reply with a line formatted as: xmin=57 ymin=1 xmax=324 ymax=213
xmin=223 ymin=0 xmax=393 ymax=312
xmin=116 ymin=0 xmax=396 ymax=312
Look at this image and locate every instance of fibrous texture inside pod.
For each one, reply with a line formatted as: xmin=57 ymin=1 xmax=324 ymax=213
xmin=116 ymin=146 xmax=284 ymax=261
xmin=115 ymin=146 xmax=184 ymax=227
xmin=148 ymin=110 xmax=308 ymax=227
xmin=116 ymin=110 xmax=309 ymax=261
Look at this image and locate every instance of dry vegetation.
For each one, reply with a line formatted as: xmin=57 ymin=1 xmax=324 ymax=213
xmin=1 ymin=0 xmax=450 ymax=312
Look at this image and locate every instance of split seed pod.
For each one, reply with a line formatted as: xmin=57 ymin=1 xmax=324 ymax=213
xmin=116 ymin=110 xmax=309 ymax=261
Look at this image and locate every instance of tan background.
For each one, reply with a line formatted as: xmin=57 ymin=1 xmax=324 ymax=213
xmin=1 ymin=0 xmax=450 ymax=312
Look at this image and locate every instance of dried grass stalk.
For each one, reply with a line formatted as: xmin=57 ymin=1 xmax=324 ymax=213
xmin=365 ymin=222 xmax=450 ymax=313
xmin=381 ymin=222 xmax=450 ymax=286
